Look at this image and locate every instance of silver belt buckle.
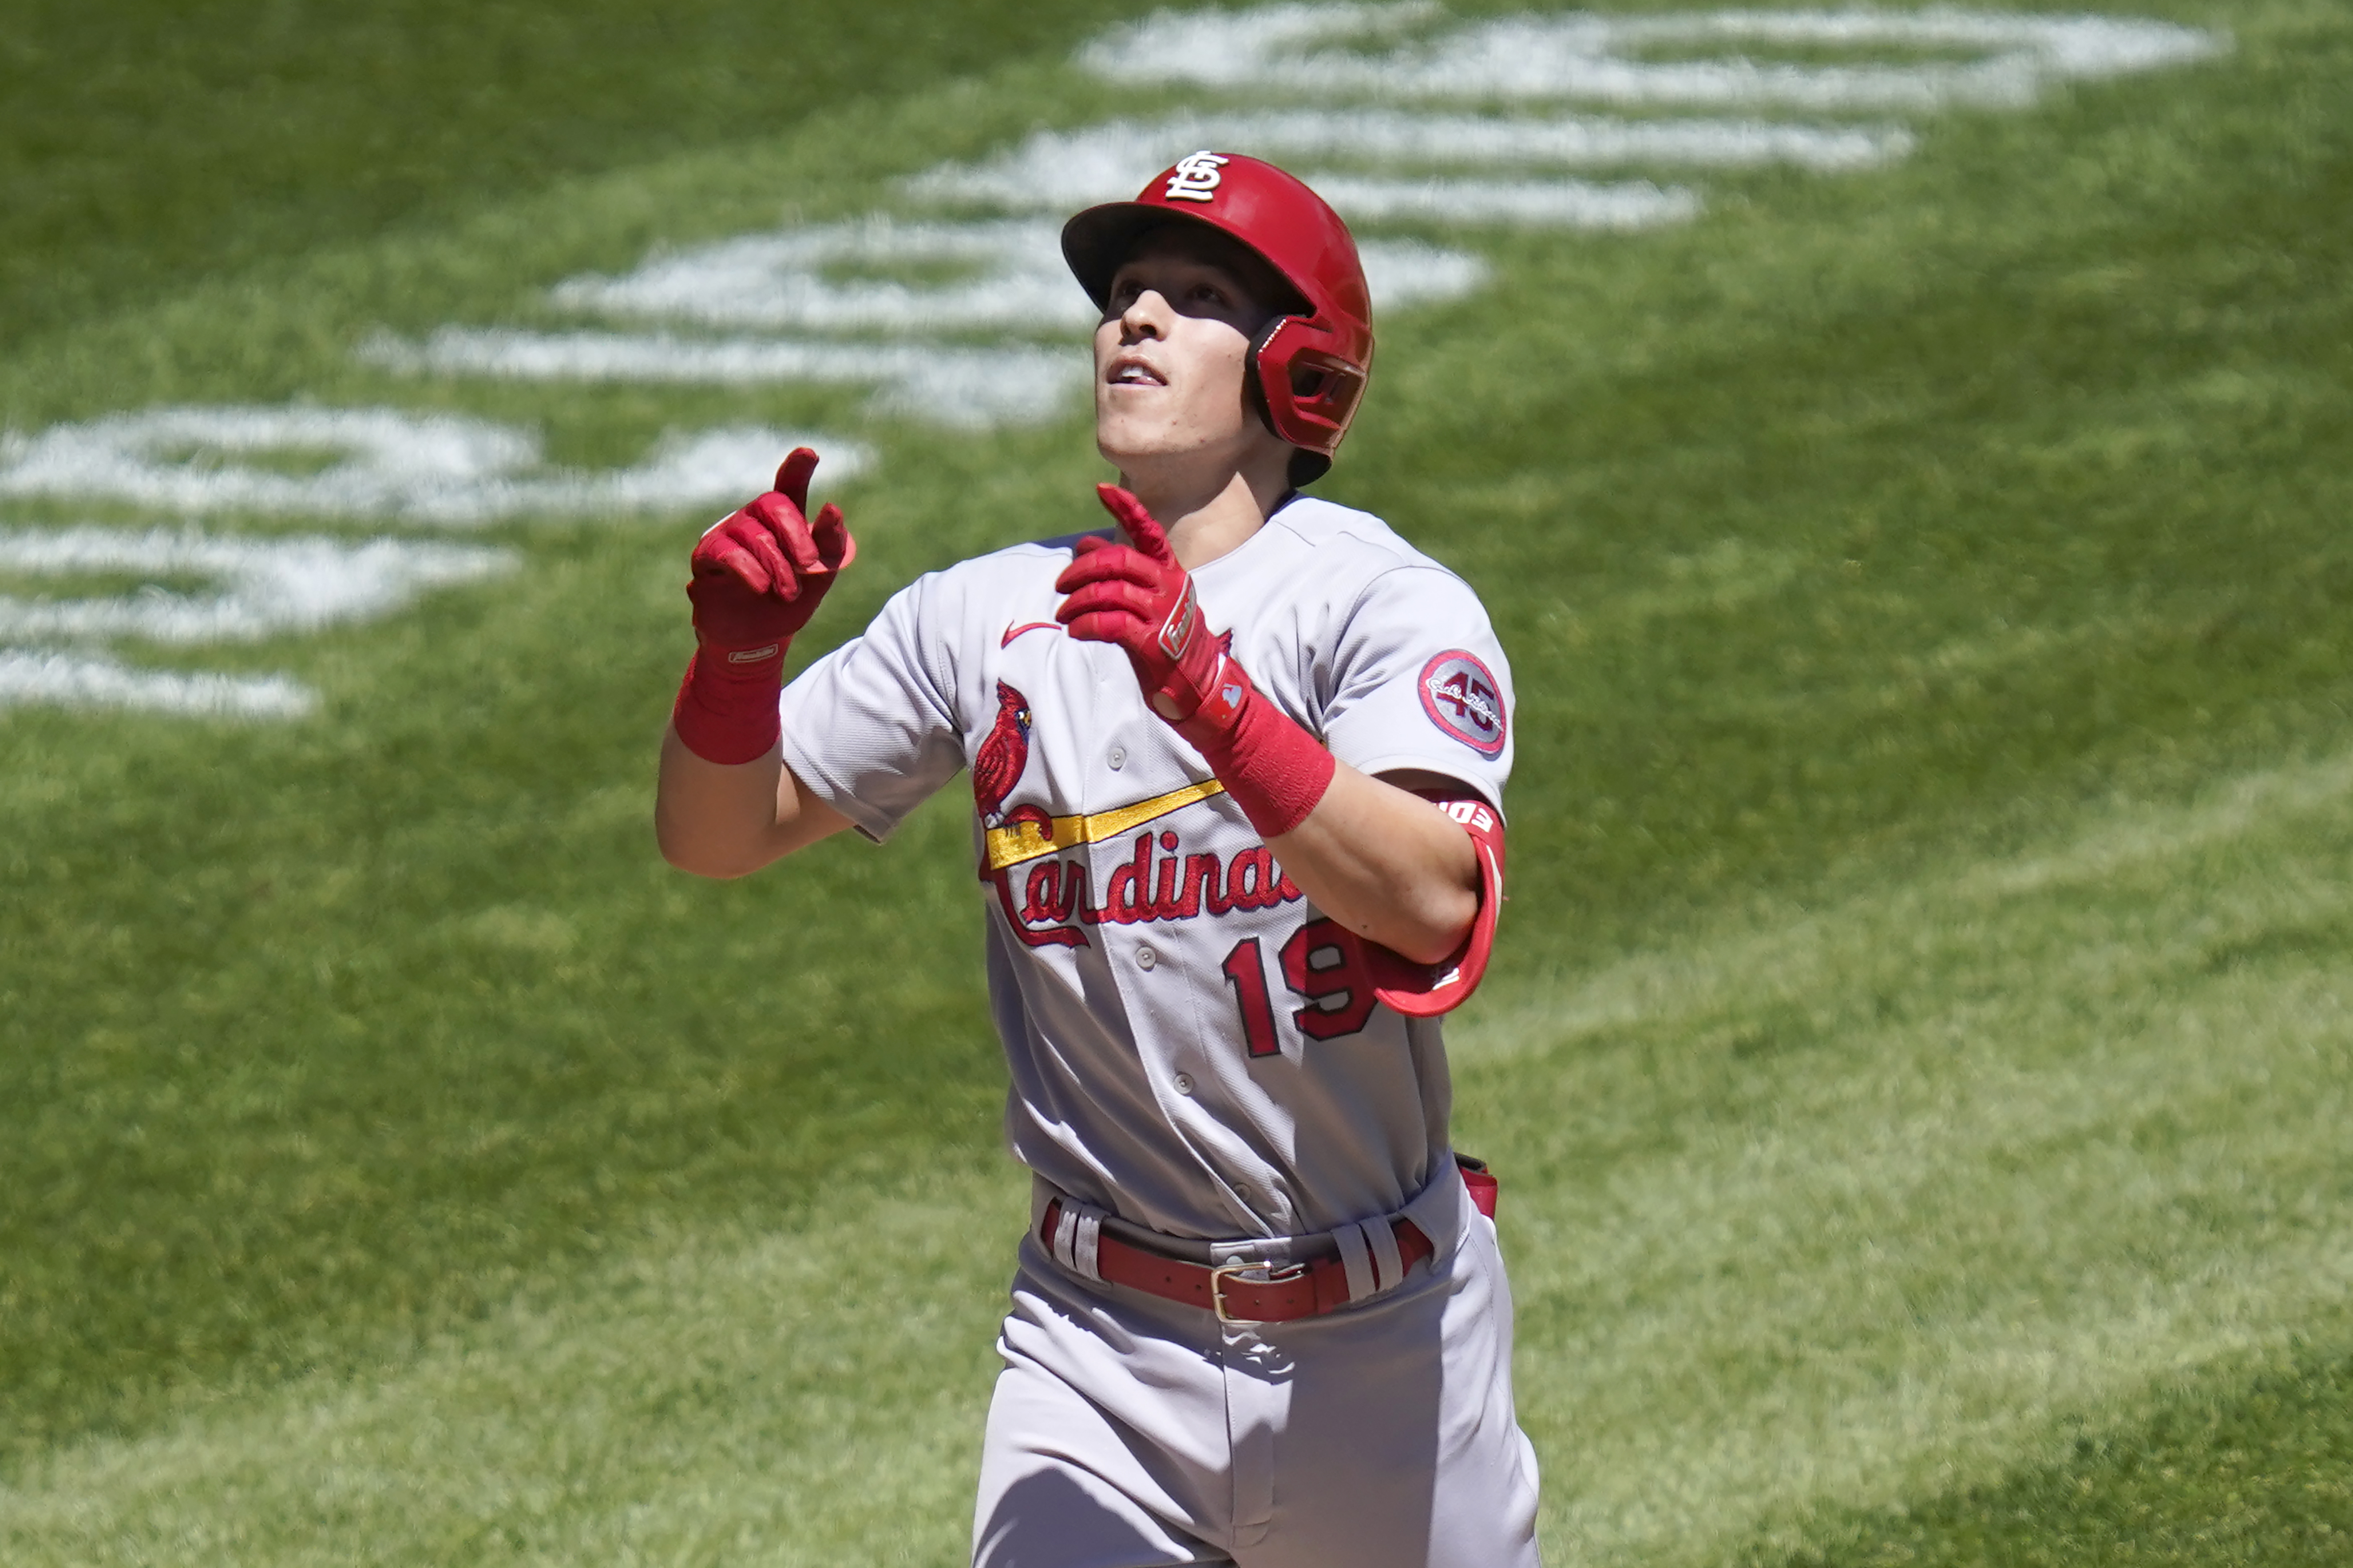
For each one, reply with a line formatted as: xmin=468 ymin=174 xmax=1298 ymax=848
xmin=1208 ymin=1259 xmax=1307 ymax=1323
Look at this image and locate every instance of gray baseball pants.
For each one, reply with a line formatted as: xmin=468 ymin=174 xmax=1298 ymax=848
xmin=972 ymin=1174 xmax=1543 ymax=1567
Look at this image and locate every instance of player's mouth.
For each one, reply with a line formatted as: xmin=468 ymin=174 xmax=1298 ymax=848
xmin=1106 ymin=353 xmax=1167 ymax=388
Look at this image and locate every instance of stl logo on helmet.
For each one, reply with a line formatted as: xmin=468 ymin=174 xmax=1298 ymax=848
xmin=1163 ymin=151 xmax=1229 ymax=203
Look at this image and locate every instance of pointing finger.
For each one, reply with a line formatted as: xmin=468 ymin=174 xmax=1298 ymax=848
xmin=1095 ymin=484 xmax=1174 ymax=565
xmin=773 ymin=447 xmax=820 ymax=512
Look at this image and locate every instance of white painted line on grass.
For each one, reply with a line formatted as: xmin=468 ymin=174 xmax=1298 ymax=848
xmin=363 ymin=239 xmax=1481 ymax=412
xmin=0 ymin=527 xmax=516 ymax=645
xmin=1081 ymin=4 xmax=2229 ymax=111
xmin=364 ymin=330 xmax=1090 ymax=428
xmin=1356 ymin=238 xmax=1493 ymax=304
xmin=1307 ymin=174 xmax=1700 ymax=227
xmin=0 ymin=407 xmax=870 ymax=523
xmin=536 ymin=221 xmax=1488 ymax=338
xmin=0 ymin=648 xmax=315 ymax=719
xmin=907 ymin=111 xmax=1914 ymax=213
xmin=1612 ymin=7 xmax=2228 ymax=79
xmin=325 ymin=9 xmax=2228 ymax=417
xmin=548 ymin=218 xmax=1086 ymax=333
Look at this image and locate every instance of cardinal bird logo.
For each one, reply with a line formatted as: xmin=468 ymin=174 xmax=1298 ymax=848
xmin=973 ymin=680 xmax=1034 ymax=827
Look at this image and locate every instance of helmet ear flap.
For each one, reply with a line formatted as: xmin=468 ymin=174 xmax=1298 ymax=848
xmin=1244 ymin=315 xmax=1284 ymax=442
xmin=1251 ymin=315 xmax=1370 ymax=476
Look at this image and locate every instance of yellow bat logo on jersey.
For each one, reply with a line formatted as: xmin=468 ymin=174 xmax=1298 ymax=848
xmin=982 ymin=778 xmax=1225 ymax=873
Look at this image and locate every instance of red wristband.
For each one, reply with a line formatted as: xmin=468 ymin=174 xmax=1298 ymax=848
xmin=1177 ymin=658 xmax=1335 ymax=839
xmin=670 ymin=642 xmax=787 ymax=765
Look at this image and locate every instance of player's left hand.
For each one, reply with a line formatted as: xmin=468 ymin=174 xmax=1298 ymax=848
xmin=1056 ymin=484 xmax=1237 ymax=733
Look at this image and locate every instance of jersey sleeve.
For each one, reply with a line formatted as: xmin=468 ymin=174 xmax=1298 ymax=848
xmin=776 ymin=569 xmax=971 ymax=843
xmin=1317 ymin=565 xmax=1515 ymax=813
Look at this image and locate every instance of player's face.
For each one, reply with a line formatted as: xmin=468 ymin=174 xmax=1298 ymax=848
xmin=1093 ymin=231 xmax=1294 ymax=481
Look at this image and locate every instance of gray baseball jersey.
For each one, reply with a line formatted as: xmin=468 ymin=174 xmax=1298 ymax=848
xmin=777 ymin=493 xmax=1514 ymax=1242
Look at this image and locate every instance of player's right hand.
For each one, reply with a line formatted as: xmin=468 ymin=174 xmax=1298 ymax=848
xmin=687 ymin=448 xmax=856 ymax=653
xmin=1056 ymin=484 xmax=1232 ymax=732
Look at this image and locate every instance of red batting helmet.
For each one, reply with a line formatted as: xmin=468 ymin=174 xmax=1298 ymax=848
xmin=1062 ymin=152 xmax=1374 ymax=485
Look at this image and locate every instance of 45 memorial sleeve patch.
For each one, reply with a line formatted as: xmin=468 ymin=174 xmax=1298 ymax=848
xmin=1418 ymin=650 xmax=1507 ymax=758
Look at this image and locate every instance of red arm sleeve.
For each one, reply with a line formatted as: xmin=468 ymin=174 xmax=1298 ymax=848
xmin=1360 ymin=793 xmax=1505 ymax=1018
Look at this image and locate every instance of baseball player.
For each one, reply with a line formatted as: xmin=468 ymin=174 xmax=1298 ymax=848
xmin=655 ymin=152 xmax=1541 ymax=1567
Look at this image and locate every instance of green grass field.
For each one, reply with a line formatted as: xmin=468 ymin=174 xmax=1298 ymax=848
xmin=3 ymin=0 xmax=2351 ymax=1562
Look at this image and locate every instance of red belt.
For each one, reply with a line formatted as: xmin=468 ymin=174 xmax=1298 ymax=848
xmin=1040 ymin=1199 xmax=1434 ymax=1323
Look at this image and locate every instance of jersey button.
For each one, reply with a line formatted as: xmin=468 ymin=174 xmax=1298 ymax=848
xmin=1135 ymin=944 xmax=1157 ymax=971
xmin=1108 ymin=745 xmax=1127 ymax=770
xmin=1173 ymin=1072 xmax=1195 ymax=1095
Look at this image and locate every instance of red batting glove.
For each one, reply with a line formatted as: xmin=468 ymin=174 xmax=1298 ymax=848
xmin=1055 ymin=485 xmax=1227 ymax=732
xmin=1054 ymin=483 xmax=1333 ymax=837
xmin=671 ymin=448 xmax=855 ymax=765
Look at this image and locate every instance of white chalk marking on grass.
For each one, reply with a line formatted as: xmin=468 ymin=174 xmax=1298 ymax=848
xmin=364 ymin=329 xmax=1091 ymax=429
xmin=361 ymin=236 xmax=1481 ymax=413
xmin=1082 ymin=5 xmax=2227 ymax=111
xmin=0 ymin=648 xmax=315 ymax=719
xmin=1613 ymin=7 xmax=2228 ymax=79
xmin=539 ymin=219 xmax=1488 ymax=336
xmin=0 ymin=407 xmax=870 ymax=524
xmin=1356 ymin=238 xmax=1492 ymax=304
xmin=557 ymin=235 xmax=1478 ymax=320
xmin=908 ymin=111 xmax=1913 ymax=213
xmin=1080 ymin=0 xmax=1441 ymax=80
xmin=1309 ymin=174 xmax=1700 ymax=227
xmin=0 ymin=527 xmax=516 ymax=645
xmin=337 ymin=8 xmax=2227 ymax=413
xmin=548 ymin=218 xmax=1088 ymax=333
